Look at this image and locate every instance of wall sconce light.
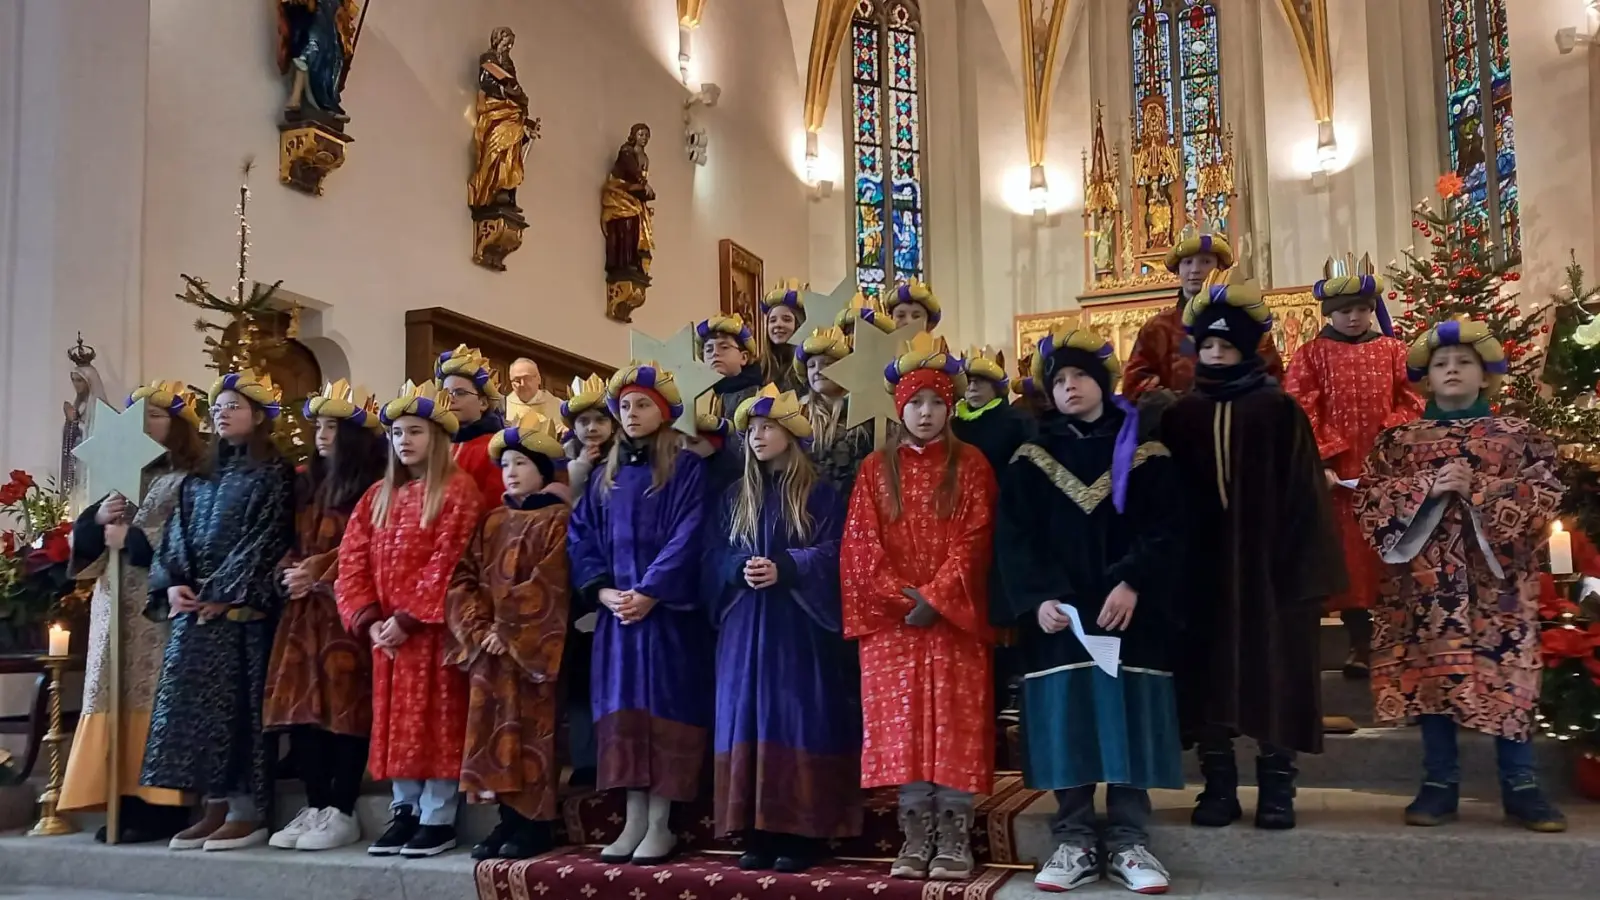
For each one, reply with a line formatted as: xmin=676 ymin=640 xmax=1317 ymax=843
xmin=679 ymin=24 xmax=694 ymax=86
xmin=805 ymin=132 xmax=834 ymax=202
xmin=683 ymin=83 xmax=720 ymax=166
xmin=1558 ymin=1 xmax=1600 ymax=53
xmin=1029 ymin=164 xmax=1049 ymax=224
xmin=1315 ymin=120 xmax=1338 ymax=172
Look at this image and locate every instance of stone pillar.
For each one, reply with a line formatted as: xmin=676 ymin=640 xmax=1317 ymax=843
xmin=0 ymin=0 xmax=151 ymax=480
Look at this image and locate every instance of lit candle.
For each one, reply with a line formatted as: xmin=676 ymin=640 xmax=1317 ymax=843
xmin=1550 ymin=521 xmax=1574 ymax=576
xmin=47 ymin=623 xmax=69 ymax=658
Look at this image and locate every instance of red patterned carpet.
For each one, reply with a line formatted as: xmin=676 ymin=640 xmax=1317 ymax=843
xmin=557 ymin=773 xmax=1043 ymax=866
xmin=474 ymin=848 xmax=1016 ymax=900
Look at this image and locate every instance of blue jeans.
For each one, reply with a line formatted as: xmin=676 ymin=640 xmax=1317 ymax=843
xmin=1418 ymin=715 xmax=1536 ymax=789
xmin=391 ymin=778 xmax=461 ymax=827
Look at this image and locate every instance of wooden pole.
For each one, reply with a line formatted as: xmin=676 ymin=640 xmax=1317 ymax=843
xmin=104 ymin=546 xmax=122 ymax=844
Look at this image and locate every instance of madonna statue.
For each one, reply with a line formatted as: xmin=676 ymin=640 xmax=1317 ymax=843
xmin=277 ymin=0 xmax=360 ymax=122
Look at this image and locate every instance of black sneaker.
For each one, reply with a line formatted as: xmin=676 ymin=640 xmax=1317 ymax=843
xmin=369 ymin=809 xmax=419 ymax=856
xmin=401 ymin=824 xmax=458 ymax=857
xmin=471 ymin=822 xmax=513 ymax=861
xmin=500 ymin=821 xmax=556 ymax=860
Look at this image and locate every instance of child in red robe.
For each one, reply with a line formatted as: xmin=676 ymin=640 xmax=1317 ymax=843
xmin=436 ymin=344 xmax=506 ymax=503
xmin=336 ymin=381 xmax=484 ymax=858
xmin=841 ymin=333 xmax=996 ymax=882
xmin=1283 ymin=256 xmax=1423 ymax=676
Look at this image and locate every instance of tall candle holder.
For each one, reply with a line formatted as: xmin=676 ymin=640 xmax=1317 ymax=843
xmin=29 ymin=654 xmax=79 ymax=837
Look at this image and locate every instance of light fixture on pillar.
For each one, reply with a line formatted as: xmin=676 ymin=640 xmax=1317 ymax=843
xmin=1315 ymin=120 xmax=1338 ymax=171
xmin=683 ymin=83 xmax=721 ymax=166
xmin=679 ymin=24 xmax=695 ymax=85
xmin=1029 ymin=164 xmax=1049 ymax=224
xmin=805 ymin=131 xmax=834 ymax=202
xmin=1558 ymin=1 xmax=1600 ymax=53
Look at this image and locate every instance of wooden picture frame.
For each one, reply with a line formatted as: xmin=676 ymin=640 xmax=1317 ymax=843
xmin=404 ymin=307 xmax=613 ymax=401
xmin=718 ymin=239 xmax=765 ymax=357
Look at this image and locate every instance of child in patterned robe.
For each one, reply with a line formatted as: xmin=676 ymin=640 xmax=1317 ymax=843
xmin=1284 ymin=259 xmax=1423 ymax=677
xmin=842 ymin=334 xmax=996 ymax=882
xmin=449 ymin=414 xmax=571 ymax=860
xmin=1356 ymin=319 xmax=1567 ymax=832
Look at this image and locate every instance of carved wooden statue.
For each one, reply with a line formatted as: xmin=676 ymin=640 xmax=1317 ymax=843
xmin=601 ymin=123 xmax=655 ymax=322
xmin=276 ymin=0 xmax=364 ymax=195
xmin=61 ymin=334 xmax=108 ymax=514
xmin=468 ymin=27 xmax=541 ymax=271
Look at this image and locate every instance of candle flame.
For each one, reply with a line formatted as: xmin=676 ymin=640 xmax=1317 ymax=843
xmin=1553 ymin=520 xmax=1566 ymax=535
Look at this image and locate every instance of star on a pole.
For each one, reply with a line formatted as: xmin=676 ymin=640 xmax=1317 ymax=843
xmin=71 ymin=399 xmax=168 ymax=505
xmin=792 ymin=277 xmax=859 ymax=347
xmin=630 ymin=323 xmax=721 ymax=436
xmin=823 ymin=320 xmax=922 ymax=447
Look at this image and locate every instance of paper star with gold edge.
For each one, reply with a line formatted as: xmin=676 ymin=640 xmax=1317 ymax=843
xmin=794 ymin=276 xmax=860 ymax=347
xmin=630 ymin=323 xmax=720 ymax=436
xmin=823 ymin=319 xmax=922 ymax=447
xmin=72 ymin=398 xmax=169 ymax=506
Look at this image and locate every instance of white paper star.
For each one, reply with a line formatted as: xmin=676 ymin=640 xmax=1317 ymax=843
xmin=71 ymin=399 xmax=169 ymax=505
xmin=792 ymin=277 xmax=859 ymax=347
xmin=630 ymin=323 xmax=722 ymax=436
xmin=823 ymin=321 xmax=922 ymax=447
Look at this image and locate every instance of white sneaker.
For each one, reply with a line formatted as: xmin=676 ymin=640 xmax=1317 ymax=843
xmin=1107 ymin=845 xmax=1171 ymax=895
xmin=297 ymin=808 xmax=363 ymax=851
xmin=1035 ymin=844 xmax=1100 ymax=892
xmin=269 ymin=807 xmax=322 ymax=850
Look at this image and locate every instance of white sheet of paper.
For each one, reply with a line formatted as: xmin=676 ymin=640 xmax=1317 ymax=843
xmin=1336 ymin=478 xmax=1360 ymax=490
xmin=1057 ymin=602 xmax=1122 ymax=678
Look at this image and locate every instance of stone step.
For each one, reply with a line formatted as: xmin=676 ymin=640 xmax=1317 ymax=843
xmin=8 ymin=786 xmax=1596 ymax=899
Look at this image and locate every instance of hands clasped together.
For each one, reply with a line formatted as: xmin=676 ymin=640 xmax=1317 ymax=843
xmin=1036 ymin=581 xmax=1139 ymax=634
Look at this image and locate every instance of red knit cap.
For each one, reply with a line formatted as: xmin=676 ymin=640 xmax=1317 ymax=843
xmin=619 ymin=384 xmax=671 ymax=421
xmin=893 ymin=368 xmax=956 ymax=417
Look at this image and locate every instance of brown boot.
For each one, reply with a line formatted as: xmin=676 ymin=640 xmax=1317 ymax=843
xmin=927 ymin=808 xmax=974 ymax=881
xmin=169 ymin=801 xmax=227 ymax=851
xmin=203 ymin=819 xmax=269 ymax=851
xmin=889 ymin=804 xmax=934 ymax=879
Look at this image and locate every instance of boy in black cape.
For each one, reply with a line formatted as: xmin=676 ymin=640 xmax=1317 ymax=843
xmin=1161 ymin=272 xmax=1347 ymax=831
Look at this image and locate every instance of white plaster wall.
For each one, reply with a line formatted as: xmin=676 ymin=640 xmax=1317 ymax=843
xmin=139 ymin=0 xmax=810 ymax=388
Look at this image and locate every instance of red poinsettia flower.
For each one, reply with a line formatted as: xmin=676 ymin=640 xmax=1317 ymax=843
xmin=7 ymin=469 xmax=34 ymax=490
xmin=1542 ymin=624 xmax=1600 ymax=665
xmin=0 ymin=482 xmax=24 ymax=506
xmin=1539 ymin=574 xmax=1582 ymax=621
xmin=1574 ymin=529 xmax=1600 ymax=577
xmin=1436 ymin=172 xmax=1465 ymax=198
xmin=41 ymin=523 xmax=71 ymax=564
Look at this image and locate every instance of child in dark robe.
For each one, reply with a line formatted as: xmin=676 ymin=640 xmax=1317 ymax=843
xmin=1161 ymin=273 xmax=1347 ymax=832
xmin=996 ymin=328 xmax=1184 ymax=894
xmin=449 ymin=412 xmax=572 ymax=860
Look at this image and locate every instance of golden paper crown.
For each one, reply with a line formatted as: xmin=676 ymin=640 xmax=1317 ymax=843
xmin=304 ymin=379 xmax=384 ymax=430
xmin=1405 ymin=316 xmax=1508 ymax=395
xmin=379 ymin=379 xmax=460 ymax=435
xmin=962 ymin=344 xmax=1009 ymax=386
xmin=434 ymin=343 xmax=503 ymax=402
xmin=733 ymin=382 xmax=813 ymax=440
xmin=1182 ymin=269 xmax=1270 ymax=329
xmin=836 ymin=292 xmax=893 ymax=336
xmin=882 ymin=280 xmax=942 ymax=327
xmin=1164 ymin=224 xmax=1235 ymax=273
xmin=489 ymin=410 xmax=566 ymax=463
xmin=605 ymin=361 xmax=686 ymax=419
xmin=562 ymin=373 xmax=610 ymax=425
xmin=696 ymin=314 xmax=757 ymax=353
xmin=209 ymin=369 xmax=283 ymax=418
xmin=761 ymin=279 xmax=808 ymax=318
xmin=128 ymin=379 xmax=201 ymax=427
xmin=884 ymin=332 xmax=967 ymax=393
xmin=796 ymin=326 xmax=851 ymax=367
xmin=1317 ymin=252 xmax=1386 ymax=298
xmin=1031 ymin=327 xmax=1121 ymax=386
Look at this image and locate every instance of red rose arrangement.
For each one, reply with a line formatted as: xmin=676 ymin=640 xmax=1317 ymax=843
xmin=0 ymin=469 xmax=73 ymax=652
xmin=1537 ymin=527 xmax=1600 ymax=744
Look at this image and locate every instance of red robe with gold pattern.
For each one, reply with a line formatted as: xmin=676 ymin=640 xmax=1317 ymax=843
xmin=453 ymin=433 xmax=505 ymax=506
xmin=841 ymin=440 xmax=996 ymax=795
xmin=336 ymin=470 xmax=483 ymax=780
xmin=1284 ymin=331 xmax=1424 ymax=611
xmin=1122 ymin=299 xmax=1284 ymax=402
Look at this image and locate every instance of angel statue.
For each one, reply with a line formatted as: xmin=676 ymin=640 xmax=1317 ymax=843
xmin=277 ymin=0 xmax=363 ymax=123
xmin=601 ymin=123 xmax=656 ymax=288
xmin=468 ymin=27 xmax=541 ymax=213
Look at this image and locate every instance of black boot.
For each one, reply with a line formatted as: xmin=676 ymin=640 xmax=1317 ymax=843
xmin=501 ymin=819 xmax=556 ymax=859
xmin=739 ymin=829 xmax=774 ymax=870
xmin=1254 ymin=754 xmax=1299 ymax=830
xmin=1191 ymin=748 xmax=1242 ymax=827
xmin=774 ymin=834 xmax=822 ymax=874
xmin=472 ymin=805 xmax=519 ymax=860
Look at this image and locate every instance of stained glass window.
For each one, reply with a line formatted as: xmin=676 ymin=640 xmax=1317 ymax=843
xmin=849 ymin=0 xmax=923 ymax=305
xmin=1439 ymin=0 xmax=1520 ymax=259
xmin=1129 ymin=0 xmax=1224 ymax=225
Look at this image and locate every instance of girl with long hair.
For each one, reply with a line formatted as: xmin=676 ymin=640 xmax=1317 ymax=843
xmin=567 ymin=363 xmax=710 ymax=866
xmin=795 ymin=326 xmax=872 ymax=496
xmin=707 ymin=385 xmax=860 ymax=874
xmin=143 ymin=371 xmax=295 ymax=852
xmin=448 ymin=413 xmax=571 ymax=861
xmin=336 ymin=381 xmax=484 ymax=858
xmin=61 ymin=382 xmax=207 ymax=844
xmin=758 ymin=285 xmax=807 ymax=395
xmin=264 ymin=382 xmax=388 ymax=852
xmin=840 ymin=334 xmax=997 ymax=882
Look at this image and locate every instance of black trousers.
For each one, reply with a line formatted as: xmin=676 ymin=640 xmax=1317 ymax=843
xmin=290 ymin=727 xmax=369 ymax=815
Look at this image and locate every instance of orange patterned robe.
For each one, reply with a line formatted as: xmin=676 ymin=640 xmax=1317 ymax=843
xmin=336 ymin=471 xmax=483 ymax=780
xmin=1284 ymin=332 xmax=1424 ymax=611
xmin=264 ymin=471 xmax=372 ymax=736
xmin=1356 ymin=416 xmax=1564 ymax=740
xmin=841 ymin=440 xmax=997 ymax=795
xmin=446 ymin=497 xmax=571 ymax=821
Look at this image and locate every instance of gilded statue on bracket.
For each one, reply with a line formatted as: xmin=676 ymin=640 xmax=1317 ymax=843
xmin=602 ymin=124 xmax=656 ymax=322
xmin=275 ymin=0 xmax=366 ymax=195
xmin=468 ymin=27 xmax=541 ymax=271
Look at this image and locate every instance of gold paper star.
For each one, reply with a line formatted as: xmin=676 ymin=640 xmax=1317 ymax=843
xmin=792 ymin=277 xmax=859 ymax=347
xmin=823 ymin=320 xmax=922 ymax=447
xmin=630 ymin=323 xmax=721 ymax=436
xmin=71 ymin=399 xmax=169 ymax=505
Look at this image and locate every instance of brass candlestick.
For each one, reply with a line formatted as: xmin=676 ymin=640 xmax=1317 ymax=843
xmin=29 ymin=655 xmax=79 ymax=837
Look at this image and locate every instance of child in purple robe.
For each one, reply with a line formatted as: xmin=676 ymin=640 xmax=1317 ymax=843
xmin=707 ymin=385 xmax=862 ymax=875
xmin=566 ymin=363 xmax=710 ymax=866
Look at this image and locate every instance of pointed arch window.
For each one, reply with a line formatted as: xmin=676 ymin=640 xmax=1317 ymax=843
xmin=848 ymin=0 xmax=924 ymax=306
xmin=1129 ymin=0 xmax=1224 ymax=224
xmin=1438 ymin=0 xmax=1519 ymax=260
